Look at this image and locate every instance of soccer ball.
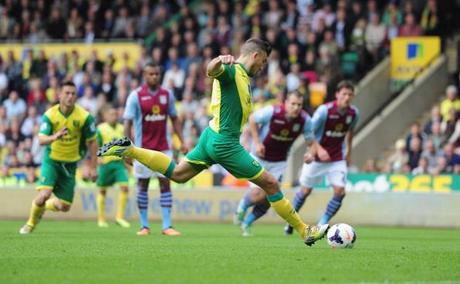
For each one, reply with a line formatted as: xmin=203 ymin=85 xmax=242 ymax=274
xmin=326 ymin=223 xmax=356 ymax=248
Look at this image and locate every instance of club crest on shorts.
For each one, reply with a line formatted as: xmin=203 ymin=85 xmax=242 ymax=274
xmin=252 ymin=160 xmax=260 ymax=167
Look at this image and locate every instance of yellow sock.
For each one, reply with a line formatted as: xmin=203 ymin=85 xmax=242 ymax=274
xmin=125 ymin=146 xmax=175 ymax=178
xmin=116 ymin=190 xmax=128 ymax=220
xmin=268 ymin=193 xmax=308 ymax=239
xmin=97 ymin=192 xmax=106 ymax=222
xmin=26 ymin=201 xmax=45 ymax=227
xmin=45 ymin=198 xmax=59 ymax=212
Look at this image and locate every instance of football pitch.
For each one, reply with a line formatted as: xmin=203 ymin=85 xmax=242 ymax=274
xmin=1 ymin=221 xmax=459 ymax=284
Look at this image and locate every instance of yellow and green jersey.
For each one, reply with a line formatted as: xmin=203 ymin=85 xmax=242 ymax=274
xmin=209 ymin=63 xmax=253 ymax=137
xmin=96 ymin=122 xmax=124 ymax=164
xmin=39 ymin=104 xmax=96 ymax=163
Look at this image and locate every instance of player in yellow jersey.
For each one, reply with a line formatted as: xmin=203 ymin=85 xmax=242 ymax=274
xmin=98 ymin=39 xmax=329 ymax=246
xmin=19 ymin=81 xmax=98 ymax=234
xmin=95 ymin=105 xmax=130 ymax=228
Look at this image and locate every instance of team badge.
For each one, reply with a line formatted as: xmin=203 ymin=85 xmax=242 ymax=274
xmin=335 ymin=123 xmax=343 ymax=131
xmin=160 ymin=95 xmax=167 ymax=105
xmin=346 ymin=115 xmax=352 ymax=124
xmin=73 ymin=120 xmax=80 ymax=128
xmin=293 ymin=123 xmax=300 ymax=132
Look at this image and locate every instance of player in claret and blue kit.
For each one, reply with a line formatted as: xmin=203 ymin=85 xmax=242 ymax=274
xmin=285 ymin=80 xmax=359 ymax=235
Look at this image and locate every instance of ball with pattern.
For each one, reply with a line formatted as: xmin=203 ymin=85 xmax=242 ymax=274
xmin=326 ymin=223 xmax=356 ymax=248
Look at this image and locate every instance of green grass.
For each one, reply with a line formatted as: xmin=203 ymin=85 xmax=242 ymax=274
xmin=0 ymin=221 xmax=459 ymax=284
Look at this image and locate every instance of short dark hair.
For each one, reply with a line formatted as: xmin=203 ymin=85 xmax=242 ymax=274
xmin=336 ymin=80 xmax=355 ymax=92
xmin=241 ymin=38 xmax=272 ymax=57
xmin=286 ymin=91 xmax=304 ymax=100
xmin=60 ymin=80 xmax=76 ymax=88
xmin=143 ymin=61 xmax=161 ymax=71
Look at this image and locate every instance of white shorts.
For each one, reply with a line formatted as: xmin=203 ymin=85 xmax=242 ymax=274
xmin=298 ymin=160 xmax=347 ymax=188
xmin=250 ymin=157 xmax=286 ymax=188
xmin=133 ymin=150 xmax=173 ymax=179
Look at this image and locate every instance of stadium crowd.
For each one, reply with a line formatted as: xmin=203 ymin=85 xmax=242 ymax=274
xmin=365 ymin=85 xmax=460 ymax=175
xmin=0 ymin=0 xmax=454 ymax=184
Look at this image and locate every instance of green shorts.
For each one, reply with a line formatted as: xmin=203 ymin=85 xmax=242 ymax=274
xmin=96 ymin=160 xmax=129 ymax=187
xmin=37 ymin=158 xmax=77 ymax=204
xmin=185 ymin=127 xmax=264 ymax=180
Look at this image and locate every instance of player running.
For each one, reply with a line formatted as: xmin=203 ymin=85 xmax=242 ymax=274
xmin=234 ymin=91 xmax=327 ymax=236
xmin=95 ymin=105 xmax=131 ymax=228
xmin=19 ymin=81 xmax=98 ymax=234
xmin=123 ymin=62 xmax=184 ymax=236
xmin=285 ymin=80 xmax=359 ymax=235
xmin=98 ymin=38 xmax=329 ymax=246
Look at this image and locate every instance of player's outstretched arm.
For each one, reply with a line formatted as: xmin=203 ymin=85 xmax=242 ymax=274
xmin=207 ymin=55 xmax=235 ymax=77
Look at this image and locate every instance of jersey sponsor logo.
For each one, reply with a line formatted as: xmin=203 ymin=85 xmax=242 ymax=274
xmin=325 ymin=130 xmax=346 ymax=138
xmin=145 ymin=114 xmax=166 ymax=122
xmin=329 ymin=115 xmax=340 ymax=119
xmin=160 ymin=95 xmax=167 ymax=105
xmin=273 ymin=119 xmax=285 ymax=124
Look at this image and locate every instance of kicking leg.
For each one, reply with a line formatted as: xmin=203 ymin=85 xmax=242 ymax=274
xmin=251 ymin=171 xmax=328 ymax=246
xmin=285 ymin=187 xmax=313 ymax=235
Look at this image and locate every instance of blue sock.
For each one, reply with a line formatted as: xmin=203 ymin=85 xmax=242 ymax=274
xmin=243 ymin=202 xmax=270 ymax=226
xmin=293 ymin=190 xmax=308 ymax=212
xmin=318 ymin=195 xmax=344 ymax=225
xmin=237 ymin=192 xmax=253 ymax=214
xmin=137 ymin=189 xmax=149 ymax=228
xmin=160 ymin=191 xmax=172 ymax=229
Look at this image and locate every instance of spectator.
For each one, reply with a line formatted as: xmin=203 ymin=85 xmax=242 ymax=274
xmin=365 ymin=14 xmax=386 ymax=64
xmin=383 ymin=1 xmax=403 ymax=26
xmin=407 ymin=137 xmax=423 ymax=170
xmin=421 ymin=0 xmax=441 ymax=36
xmin=362 ymin=158 xmax=380 ymax=173
xmin=399 ymin=13 xmax=422 ymax=36
xmin=421 ymin=139 xmax=441 ymax=170
xmin=162 ymin=62 xmax=185 ymax=97
xmin=78 ymin=86 xmax=98 ymax=116
xmin=286 ymin=63 xmax=301 ymax=92
xmin=440 ymin=85 xmax=460 ymax=121
xmin=405 ymin=122 xmax=426 ymax=152
xmin=386 ymin=139 xmax=409 ymax=173
xmin=20 ymin=106 xmax=41 ymax=138
xmin=3 ymin=90 xmax=27 ymax=120
xmin=428 ymin=121 xmax=446 ymax=151
xmin=46 ymin=7 xmax=66 ymax=39
xmin=412 ymin=157 xmax=430 ymax=175
xmin=441 ymin=143 xmax=460 ymax=173
xmin=423 ymin=105 xmax=442 ymax=135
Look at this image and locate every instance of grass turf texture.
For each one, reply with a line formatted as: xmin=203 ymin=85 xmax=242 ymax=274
xmin=1 ymin=221 xmax=458 ymax=284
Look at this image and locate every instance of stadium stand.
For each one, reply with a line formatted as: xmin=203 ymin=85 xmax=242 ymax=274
xmin=0 ymin=0 xmax=458 ymax=185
